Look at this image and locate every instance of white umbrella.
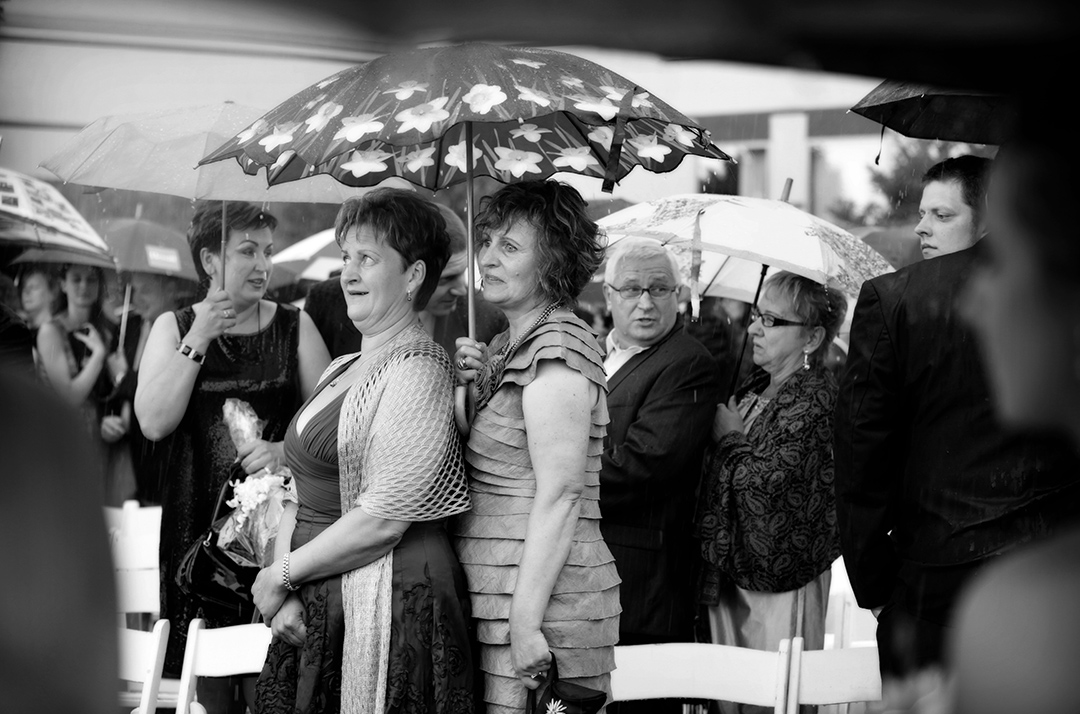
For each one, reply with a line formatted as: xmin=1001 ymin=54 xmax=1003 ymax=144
xmin=0 ymin=166 xmax=111 ymax=259
xmin=599 ymin=193 xmax=893 ymax=304
xmin=271 ymin=228 xmax=339 ymax=283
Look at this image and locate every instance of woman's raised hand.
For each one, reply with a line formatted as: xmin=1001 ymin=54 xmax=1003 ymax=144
xmin=713 ymin=396 xmax=745 ymax=439
xmin=188 ymin=288 xmax=237 ymax=344
xmin=453 ymin=336 xmax=489 ymax=385
xmin=71 ymin=322 xmax=107 ymax=357
xmin=238 ymin=438 xmax=284 ymax=475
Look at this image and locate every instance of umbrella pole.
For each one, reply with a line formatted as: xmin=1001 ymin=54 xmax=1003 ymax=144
xmin=455 ymin=122 xmax=477 ymax=436
xmin=727 ymin=264 xmax=769 ymax=400
xmin=117 ymin=281 xmax=132 ymax=356
xmin=219 ymin=200 xmax=227 ymax=291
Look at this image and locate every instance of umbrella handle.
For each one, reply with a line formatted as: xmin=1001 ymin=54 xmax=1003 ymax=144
xmin=454 ymin=385 xmax=472 ymax=437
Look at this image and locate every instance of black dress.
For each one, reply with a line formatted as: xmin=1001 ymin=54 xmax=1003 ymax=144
xmin=159 ymin=303 xmax=301 ymax=676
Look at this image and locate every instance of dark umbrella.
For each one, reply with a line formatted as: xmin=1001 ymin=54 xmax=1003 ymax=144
xmin=850 ymin=79 xmax=1018 ymax=146
xmin=200 ymin=42 xmax=732 ymax=334
xmin=201 ymin=42 xmax=733 ymax=431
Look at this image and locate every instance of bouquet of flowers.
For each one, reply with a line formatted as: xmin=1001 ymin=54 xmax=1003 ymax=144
xmin=215 ymin=398 xmax=297 ymax=568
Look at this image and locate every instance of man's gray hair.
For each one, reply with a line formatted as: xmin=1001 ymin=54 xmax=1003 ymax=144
xmin=604 ymin=236 xmax=685 ymax=287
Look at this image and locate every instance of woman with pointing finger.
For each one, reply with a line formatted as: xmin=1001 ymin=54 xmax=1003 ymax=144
xmin=135 ymin=201 xmax=329 ymax=711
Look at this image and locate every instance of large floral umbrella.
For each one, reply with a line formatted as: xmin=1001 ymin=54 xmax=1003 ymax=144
xmin=200 ymin=43 xmax=732 ymax=194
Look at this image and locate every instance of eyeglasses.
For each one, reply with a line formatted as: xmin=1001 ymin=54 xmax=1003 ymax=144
xmin=750 ymin=307 xmax=809 ymax=328
xmin=606 ymin=284 xmax=676 ymax=300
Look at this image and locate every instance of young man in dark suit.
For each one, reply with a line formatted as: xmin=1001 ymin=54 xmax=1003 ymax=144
xmin=835 ymin=155 xmax=1080 ymax=678
xmin=600 ymin=237 xmax=719 ymax=714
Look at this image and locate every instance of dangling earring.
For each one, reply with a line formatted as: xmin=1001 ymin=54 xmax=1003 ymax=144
xmin=802 ymin=351 xmax=810 ymax=371
xmin=406 ymin=289 xmax=413 ymax=302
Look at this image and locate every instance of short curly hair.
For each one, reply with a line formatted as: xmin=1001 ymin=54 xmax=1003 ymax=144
xmin=334 ymin=188 xmax=450 ymax=311
xmin=474 ymin=180 xmax=605 ymax=307
xmin=763 ymin=271 xmax=847 ymax=368
xmin=187 ymin=201 xmax=278 ymax=287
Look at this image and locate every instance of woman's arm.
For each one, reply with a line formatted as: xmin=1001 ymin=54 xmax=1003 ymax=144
xmin=296 ymin=310 xmax=331 ymax=400
xmin=512 ymin=360 xmax=596 ymax=686
xmin=37 ymin=321 xmax=106 ymax=407
xmin=135 ymin=291 xmax=236 ymax=440
xmin=133 ymin=312 xmax=198 ymax=440
xmin=252 ymin=507 xmax=409 ymax=622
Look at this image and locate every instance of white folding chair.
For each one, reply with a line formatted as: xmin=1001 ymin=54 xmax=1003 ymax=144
xmin=611 ymin=641 xmax=792 ymax=714
xmin=118 ymin=618 xmax=170 ymax=714
xmin=785 ymin=636 xmax=882 ymax=714
xmin=176 ymin=619 xmax=274 ymax=714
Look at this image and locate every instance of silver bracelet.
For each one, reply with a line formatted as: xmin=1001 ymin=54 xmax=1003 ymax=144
xmin=282 ymin=551 xmax=301 ymax=592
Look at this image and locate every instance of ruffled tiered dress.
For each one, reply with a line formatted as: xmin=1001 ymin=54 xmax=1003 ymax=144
xmin=453 ymin=313 xmax=622 ymax=714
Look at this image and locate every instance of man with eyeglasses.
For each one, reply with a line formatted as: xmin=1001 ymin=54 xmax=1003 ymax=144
xmin=599 ymin=237 xmax=719 ymax=714
xmin=835 ymin=155 xmax=1080 ymax=682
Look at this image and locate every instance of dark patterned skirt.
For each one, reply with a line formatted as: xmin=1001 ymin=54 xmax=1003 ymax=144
xmin=255 ymin=519 xmax=476 ymax=714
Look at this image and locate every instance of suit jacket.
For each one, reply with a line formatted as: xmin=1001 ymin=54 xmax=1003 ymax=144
xmin=304 ymin=277 xmax=507 ymax=359
xmin=600 ymin=320 xmax=720 ymax=640
xmin=834 ymin=245 xmax=1080 ymax=616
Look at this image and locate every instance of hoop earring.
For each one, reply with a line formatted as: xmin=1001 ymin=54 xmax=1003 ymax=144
xmin=406 ymin=289 xmax=413 ymax=302
xmin=802 ymin=351 xmax=810 ymax=371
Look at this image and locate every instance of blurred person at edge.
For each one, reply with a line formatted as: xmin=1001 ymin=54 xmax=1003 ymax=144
xmin=949 ymin=110 xmax=1080 ymax=714
xmin=453 ymin=180 xmax=619 ymax=713
xmin=696 ymin=272 xmax=846 ymax=714
xmin=305 ymin=201 xmax=505 ymax=358
xmin=1 ymin=370 xmax=117 ymax=714
xmin=834 ymin=155 xmax=1080 ymax=685
xmin=599 ymin=237 xmax=719 ymax=714
xmin=16 ymin=265 xmax=61 ymax=331
xmin=107 ymin=271 xmax=197 ymax=505
xmin=135 ymin=201 xmax=330 ymax=712
xmin=35 ymin=262 xmax=130 ymax=501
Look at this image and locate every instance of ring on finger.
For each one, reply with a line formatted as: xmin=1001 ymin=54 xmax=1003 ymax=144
xmin=530 ymin=672 xmax=543 ymax=680
xmin=457 ymin=357 xmax=468 ymax=370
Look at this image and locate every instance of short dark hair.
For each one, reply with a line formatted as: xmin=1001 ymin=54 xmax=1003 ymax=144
xmin=334 ymin=189 xmax=450 ymax=311
xmin=764 ymin=271 xmax=848 ymax=369
xmin=923 ymin=155 xmax=992 ymax=218
xmin=474 ymin=180 xmax=604 ymax=307
xmin=187 ymin=201 xmax=278 ymax=286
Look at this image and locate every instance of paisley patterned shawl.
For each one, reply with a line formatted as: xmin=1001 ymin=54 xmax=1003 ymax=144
xmin=336 ymin=323 xmax=471 ymax=713
xmin=696 ymin=367 xmax=841 ymax=595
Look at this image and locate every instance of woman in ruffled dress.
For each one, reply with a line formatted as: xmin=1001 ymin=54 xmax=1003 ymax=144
xmin=250 ymin=188 xmax=476 ymax=714
xmin=454 ymin=180 xmax=620 ymax=714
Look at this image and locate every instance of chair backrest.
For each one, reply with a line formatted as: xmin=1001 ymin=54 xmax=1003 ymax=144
xmin=176 ymin=619 xmax=273 ymax=714
xmin=117 ymin=619 xmax=170 ymax=714
xmin=611 ymin=641 xmax=791 ymax=713
xmin=825 ymin=591 xmax=854 ymax=649
xmin=785 ymin=636 xmax=882 ymax=713
xmin=112 ymin=501 xmax=162 ymax=571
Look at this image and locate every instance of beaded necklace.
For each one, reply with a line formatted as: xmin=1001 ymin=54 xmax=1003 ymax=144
xmin=474 ymin=302 xmax=561 ymax=411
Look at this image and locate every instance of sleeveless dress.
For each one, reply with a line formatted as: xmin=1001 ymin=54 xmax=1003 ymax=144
xmin=159 ymin=303 xmax=301 ymax=676
xmin=452 ymin=314 xmax=622 ymax=714
xmin=258 ymin=324 xmax=476 ymax=714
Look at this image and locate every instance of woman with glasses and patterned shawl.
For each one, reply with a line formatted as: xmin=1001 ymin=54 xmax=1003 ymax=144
xmin=250 ymin=188 xmax=475 ymax=714
xmin=695 ymin=271 xmax=846 ymax=714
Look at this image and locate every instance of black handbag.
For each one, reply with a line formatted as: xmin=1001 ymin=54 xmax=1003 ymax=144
xmin=175 ymin=464 xmax=257 ymax=613
xmin=526 ymin=652 xmax=607 ymax=714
